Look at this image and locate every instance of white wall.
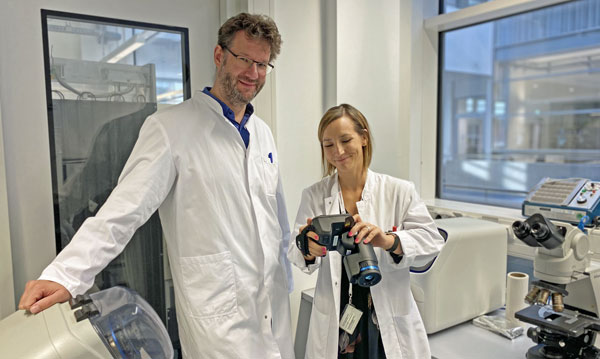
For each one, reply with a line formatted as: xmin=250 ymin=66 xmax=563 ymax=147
xmin=0 ymin=101 xmax=15 ymax=320
xmin=337 ymin=1 xmax=404 ymax=179
xmin=335 ymin=0 xmax=439 ymax=193
xmin=274 ymin=0 xmax=327 ymax=338
xmin=415 ymin=0 xmax=440 ymax=199
xmin=0 ymin=0 xmax=220 ymax=306
xmin=273 ymin=0 xmax=428 ymax=338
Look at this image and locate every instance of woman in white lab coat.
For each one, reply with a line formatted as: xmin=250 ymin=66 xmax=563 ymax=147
xmin=289 ymin=104 xmax=444 ymax=359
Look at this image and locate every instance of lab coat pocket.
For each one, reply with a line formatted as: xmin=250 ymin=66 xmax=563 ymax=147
xmin=392 ymin=304 xmax=429 ymax=359
xmin=261 ymin=157 xmax=278 ymax=196
xmin=306 ymin=307 xmax=332 ymax=357
xmin=180 ymin=251 xmax=238 ymax=319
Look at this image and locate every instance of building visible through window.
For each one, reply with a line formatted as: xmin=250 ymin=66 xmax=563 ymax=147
xmin=438 ymin=0 xmax=600 ymax=208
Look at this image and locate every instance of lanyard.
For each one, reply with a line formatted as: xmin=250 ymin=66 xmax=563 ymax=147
xmin=337 ymin=181 xmax=345 ymax=215
xmin=337 ymin=184 xmax=354 ymax=304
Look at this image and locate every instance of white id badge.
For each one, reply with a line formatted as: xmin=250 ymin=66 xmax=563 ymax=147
xmin=339 ymin=303 xmax=362 ymax=334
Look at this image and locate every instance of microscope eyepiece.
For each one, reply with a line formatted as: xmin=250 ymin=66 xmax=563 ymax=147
xmin=531 ymin=222 xmax=550 ymax=240
xmin=512 ymin=221 xmax=530 ymax=239
xmin=512 ymin=213 xmax=565 ymax=249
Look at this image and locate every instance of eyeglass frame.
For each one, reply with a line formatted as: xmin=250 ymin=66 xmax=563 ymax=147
xmin=222 ymin=46 xmax=275 ymax=75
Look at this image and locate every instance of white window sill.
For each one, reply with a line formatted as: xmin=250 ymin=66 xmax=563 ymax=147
xmin=424 ymin=198 xmax=535 ymax=259
xmin=424 ymin=198 xmax=523 ymax=224
xmin=425 ymin=198 xmax=600 ymax=261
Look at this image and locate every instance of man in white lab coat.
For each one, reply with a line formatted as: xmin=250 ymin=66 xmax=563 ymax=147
xmin=19 ymin=13 xmax=294 ymax=359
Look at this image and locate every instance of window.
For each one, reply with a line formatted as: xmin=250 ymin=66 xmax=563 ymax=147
xmin=41 ymin=10 xmax=190 ymax=356
xmin=441 ymin=0 xmax=493 ymax=14
xmin=437 ymin=0 xmax=600 ymax=208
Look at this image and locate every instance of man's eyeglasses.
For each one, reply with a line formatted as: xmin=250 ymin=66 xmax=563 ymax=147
xmin=223 ymin=46 xmax=274 ymax=75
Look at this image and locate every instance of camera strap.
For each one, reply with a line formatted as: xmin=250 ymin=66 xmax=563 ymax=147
xmin=340 ymin=284 xmax=362 ymax=335
xmin=348 ymin=284 xmax=353 ymax=306
xmin=338 ymin=186 xmax=363 ymax=334
xmin=296 ymin=226 xmax=314 ymax=256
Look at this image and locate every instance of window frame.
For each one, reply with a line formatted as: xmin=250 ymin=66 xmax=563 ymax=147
xmin=40 ymin=9 xmax=191 ymax=253
xmin=416 ymin=0 xmax=578 ymax=205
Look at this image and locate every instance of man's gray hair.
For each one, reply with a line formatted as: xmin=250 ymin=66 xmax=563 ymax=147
xmin=218 ymin=13 xmax=282 ymax=62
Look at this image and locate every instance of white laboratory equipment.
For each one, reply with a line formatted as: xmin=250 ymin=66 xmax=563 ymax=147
xmin=0 ymin=286 xmax=173 ymax=359
xmin=410 ymin=217 xmax=508 ymax=334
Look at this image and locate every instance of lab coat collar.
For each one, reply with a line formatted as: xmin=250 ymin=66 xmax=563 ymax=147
xmin=196 ymin=91 xmax=251 ymax=150
xmin=324 ymin=172 xmax=341 ymax=215
xmin=201 ymin=87 xmax=254 ymax=119
xmin=361 ymin=169 xmax=374 ymax=202
xmin=196 ymin=90 xmax=256 ymax=127
xmin=323 ymin=169 xmax=375 ymax=212
xmin=196 ymin=90 xmax=226 ymax=119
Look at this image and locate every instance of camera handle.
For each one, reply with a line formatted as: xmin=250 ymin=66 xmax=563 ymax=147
xmin=296 ymin=225 xmax=316 ymax=257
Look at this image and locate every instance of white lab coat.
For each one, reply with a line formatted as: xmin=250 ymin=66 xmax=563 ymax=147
xmin=40 ymin=91 xmax=295 ymax=359
xmin=289 ymin=170 xmax=444 ymax=359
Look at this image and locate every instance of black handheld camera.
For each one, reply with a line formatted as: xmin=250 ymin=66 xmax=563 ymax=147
xmin=296 ymin=214 xmax=382 ymax=287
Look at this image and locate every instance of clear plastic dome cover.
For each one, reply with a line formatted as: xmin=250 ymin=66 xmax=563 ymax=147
xmin=88 ymin=286 xmax=173 ymax=359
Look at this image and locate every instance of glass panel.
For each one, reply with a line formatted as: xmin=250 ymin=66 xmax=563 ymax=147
xmin=42 ymin=11 xmax=190 ymax=357
xmin=441 ymin=0 xmax=493 ymax=14
xmin=438 ymin=0 xmax=600 ymax=208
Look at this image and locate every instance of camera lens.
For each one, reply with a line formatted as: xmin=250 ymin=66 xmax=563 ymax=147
xmin=358 ymin=265 xmax=381 ymax=287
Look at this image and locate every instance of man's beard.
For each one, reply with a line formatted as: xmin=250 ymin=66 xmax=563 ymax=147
xmin=220 ymin=71 xmax=265 ymax=107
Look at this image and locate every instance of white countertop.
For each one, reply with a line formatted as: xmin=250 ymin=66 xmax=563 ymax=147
xmin=300 ymin=289 xmax=535 ymax=358
xmin=428 ymin=311 xmax=533 ymax=359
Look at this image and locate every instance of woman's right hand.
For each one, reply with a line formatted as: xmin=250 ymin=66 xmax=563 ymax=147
xmin=300 ymin=218 xmax=327 ymax=261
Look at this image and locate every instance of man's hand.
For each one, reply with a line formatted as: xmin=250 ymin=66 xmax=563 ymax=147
xmin=18 ymin=280 xmax=72 ymax=314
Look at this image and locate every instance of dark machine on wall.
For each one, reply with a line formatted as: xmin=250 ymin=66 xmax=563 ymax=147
xmin=48 ymin=56 xmax=180 ymax=355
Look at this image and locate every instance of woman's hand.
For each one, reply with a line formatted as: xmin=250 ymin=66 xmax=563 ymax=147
xmin=299 ymin=218 xmax=327 ymax=261
xmin=350 ymin=214 xmax=397 ymax=251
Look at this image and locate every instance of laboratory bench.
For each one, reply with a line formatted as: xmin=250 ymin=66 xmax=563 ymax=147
xmin=428 ymin=310 xmax=533 ymax=359
xmin=295 ymin=288 xmax=534 ymax=359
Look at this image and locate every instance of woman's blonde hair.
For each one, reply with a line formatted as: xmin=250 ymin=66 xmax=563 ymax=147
xmin=317 ymin=104 xmax=373 ymax=177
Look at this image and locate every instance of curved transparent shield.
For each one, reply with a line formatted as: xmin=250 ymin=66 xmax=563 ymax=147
xmin=89 ymin=286 xmax=174 ymax=359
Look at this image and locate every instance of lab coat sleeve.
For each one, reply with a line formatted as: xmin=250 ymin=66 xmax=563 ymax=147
xmin=39 ymin=117 xmax=177 ymax=296
xmin=287 ymin=187 xmax=322 ymax=274
xmin=384 ymin=182 xmax=444 ymax=269
xmin=276 ymin=170 xmax=294 ymax=293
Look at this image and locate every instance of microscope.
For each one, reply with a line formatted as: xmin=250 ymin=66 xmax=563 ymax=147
xmin=512 ymin=213 xmax=600 ymax=359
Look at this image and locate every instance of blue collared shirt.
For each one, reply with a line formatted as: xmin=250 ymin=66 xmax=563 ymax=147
xmin=203 ymin=87 xmax=252 ymax=148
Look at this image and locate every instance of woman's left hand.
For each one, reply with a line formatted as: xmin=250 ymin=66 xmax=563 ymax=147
xmin=349 ymin=214 xmax=396 ymax=250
